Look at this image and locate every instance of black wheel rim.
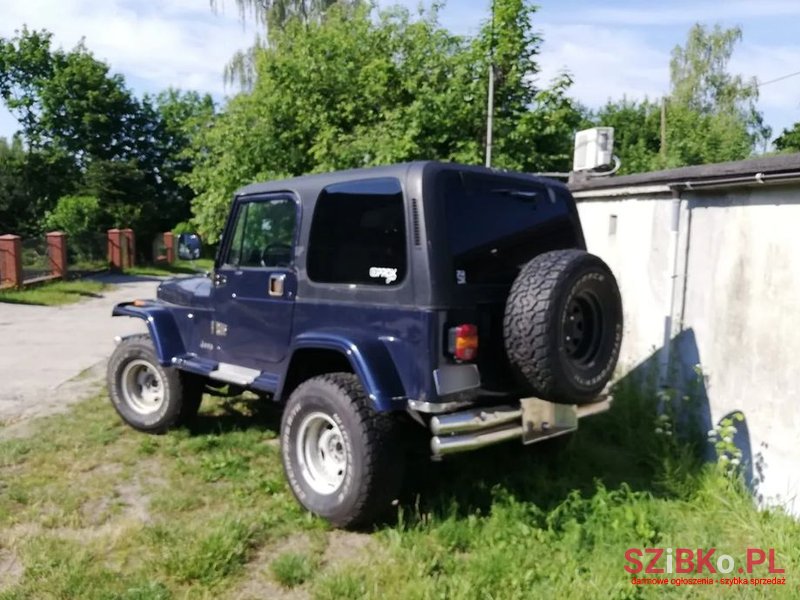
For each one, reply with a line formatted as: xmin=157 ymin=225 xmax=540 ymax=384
xmin=563 ymin=291 xmax=604 ymax=367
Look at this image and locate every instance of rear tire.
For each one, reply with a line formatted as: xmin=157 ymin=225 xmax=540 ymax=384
xmin=107 ymin=334 xmax=203 ymax=433
xmin=280 ymin=373 xmax=403 ymax=528
xmin=503 ymin=250 xmax=622 ymax=404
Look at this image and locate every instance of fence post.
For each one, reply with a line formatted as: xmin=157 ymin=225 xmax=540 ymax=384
xmin=107 ymin=228 xmax=123 ymax=271
xmin=121 ymin=228 xmax=135 ymax=268
xmin=163 ymin=232 xmax=175 ymax=264
xmin=46 ymin=231 xmax=68 ymax=279
xmin=0 ymin=234 xmax=23 ymax=288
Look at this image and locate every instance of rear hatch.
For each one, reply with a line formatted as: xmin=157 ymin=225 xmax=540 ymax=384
xmin=430 ymin=168 xmax=585 ymax=393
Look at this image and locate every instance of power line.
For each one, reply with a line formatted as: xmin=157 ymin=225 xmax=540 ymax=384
xmin=757 ymin=70 xmax=800 ymax=87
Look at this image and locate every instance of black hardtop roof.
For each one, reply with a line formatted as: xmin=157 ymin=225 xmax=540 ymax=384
xmin=234 ymin=161 xmax=568 ymax=200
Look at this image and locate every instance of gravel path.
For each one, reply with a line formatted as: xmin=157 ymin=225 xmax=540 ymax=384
xmin=0 ymin=274 xmax=163 ymax=426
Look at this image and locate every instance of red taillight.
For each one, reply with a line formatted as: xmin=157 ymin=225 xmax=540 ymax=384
xmin=448 ymin=324 xmax=478 ymax=361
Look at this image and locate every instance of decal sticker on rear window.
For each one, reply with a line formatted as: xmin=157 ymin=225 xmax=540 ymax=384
xmin=369 ymin=267 xmax=398 ymax=284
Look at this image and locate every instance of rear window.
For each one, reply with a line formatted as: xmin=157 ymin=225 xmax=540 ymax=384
xmin=308 ymin=178 xmax=407 ymax=286
xmin=440 ymin=170 xmax=573 ymax=285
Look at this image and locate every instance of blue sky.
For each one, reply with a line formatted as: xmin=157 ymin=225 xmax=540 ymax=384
xmin=1 ymin=0 xmax=799 ymax=142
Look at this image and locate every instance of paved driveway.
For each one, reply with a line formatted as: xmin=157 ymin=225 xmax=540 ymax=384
xmin=0 ymin=275 xmax=163 ymax=424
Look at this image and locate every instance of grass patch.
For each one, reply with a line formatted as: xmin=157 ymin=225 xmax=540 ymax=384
xmin=125 ymin=259 xmax=213 ymax=278
xmin=0 ymin=279 xmax=110 ymax=306
xmin=0 ymin=382 xmax=798 ymax=598
xmin=271 ymin=551 xmax=316 ymax=588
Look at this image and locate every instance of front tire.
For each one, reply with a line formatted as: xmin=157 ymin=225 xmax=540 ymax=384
xmin=107 ymin=334 xmax=203 ymax=433
xmin=280 ymin=373 xmax=403 ymax=528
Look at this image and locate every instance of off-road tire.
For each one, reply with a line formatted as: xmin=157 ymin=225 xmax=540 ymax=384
xmin=280 ymin=373 xmax=404 ymax=528
xmin=504 ymin=249 xmax=622 ymax=405
xmin=107 ymin=334 xmax=204 ymax=432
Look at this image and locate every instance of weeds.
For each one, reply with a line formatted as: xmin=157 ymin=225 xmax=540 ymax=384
xmin=271 ymin=552 xmax=316 ymax=588
xmin=0 ymin=379 xmax=798 ymax=599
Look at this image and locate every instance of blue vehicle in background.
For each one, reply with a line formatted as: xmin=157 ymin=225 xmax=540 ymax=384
xmin=107 ymin=161 xmax=623 ymax=527
xmin=177 ymin=233 xmax=202 ymax=260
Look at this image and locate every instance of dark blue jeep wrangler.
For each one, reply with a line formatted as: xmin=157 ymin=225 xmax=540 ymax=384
xmin=107 ymin=161 xmax=622 ymax=527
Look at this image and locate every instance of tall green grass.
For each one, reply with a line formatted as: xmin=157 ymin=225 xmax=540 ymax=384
xmin=0 ymin=379 xmax=798 ymax=599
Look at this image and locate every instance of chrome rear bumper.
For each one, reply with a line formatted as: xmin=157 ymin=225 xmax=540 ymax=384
xmin=429 ymin=396 xmax=611 ymax=458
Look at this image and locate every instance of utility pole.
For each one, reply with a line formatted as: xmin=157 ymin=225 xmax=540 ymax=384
xmin=486 ymin=64 xmax=495 ymax=168
xmin=485 ymin=0 xmax=496 ymax=168
xmin=660 ymin=96 xmax=667 ymax=159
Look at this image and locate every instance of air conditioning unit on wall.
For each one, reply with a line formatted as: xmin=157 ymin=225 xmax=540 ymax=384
xmin=573 ymin=127 xmax=614 ymax=172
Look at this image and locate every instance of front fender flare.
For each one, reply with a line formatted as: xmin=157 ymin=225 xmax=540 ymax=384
xmin=286 ymin=332 xmax=407 ymax=412
xmin=112 ymin=302 xmax=186 ymax=365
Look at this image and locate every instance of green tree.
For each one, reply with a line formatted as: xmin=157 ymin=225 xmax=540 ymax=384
xmin=0 ymin=28 xmax=54 ymax=147
xmin=44 ymin=195 xmax=104 ymax=259
xmin=594 ymin=98 xmax=661 ymax=175
xmin=187 ymin=2 xmax=585 ymax=242
xmin=211 ymin=0 xmax=344 ymax=26
xmin=210 ymin=0 xmax=360 ymax=87
xmin=0 ymin=136 xmax=79 ymax=235
xmin=0 ymin=137 xmax=28 ymax=233
xmin=774 ymin=123 xmax=800 ymax=152
xmin=668 ymin=24 xmax=769 ymax=154
xmin=0 ymin=29 xmax=212 ymax=244
xmin=0 ymin=29 xmax=149 ymax=234
xmin=40 ymin=42 xmax=141 ymax=163
xmin=594 ymin=23 xmax=769 ymax=174
xmin=0 ymin=29 xmax=144 ymax=162
xmin=81 ymin=159 xmax=155 ymax=232
xmin=148 ymin=89 xmax=215 ymax=227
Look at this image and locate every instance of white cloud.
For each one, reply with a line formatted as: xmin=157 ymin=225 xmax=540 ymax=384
xmin=1 ymin=0 xmax=797 ymax=140
xmin=534 ymin=20 xmax=800 ymax=133
xmin=537 ymin=23 xmax=670 ymax=107
xmin=574 ymin=0 xmax=800 ymax=27
xmin=732 ymin=43 xmax=800 ymax=110
xmin=0 ymin=0 xmax=254 ymax=97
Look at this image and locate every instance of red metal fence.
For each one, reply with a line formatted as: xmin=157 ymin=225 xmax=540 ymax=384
xmin=0 ymin=227 xmax=184 ymax=289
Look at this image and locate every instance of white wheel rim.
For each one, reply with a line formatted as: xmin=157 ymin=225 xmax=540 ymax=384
xmin=121 ymin=359 xmax=165 ymax=415
xmin=296 ymin=412 xmax=347 ymax=495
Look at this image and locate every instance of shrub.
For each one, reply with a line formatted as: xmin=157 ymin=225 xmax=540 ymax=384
xmin=44 ymin=195 xmax=104 ymax=260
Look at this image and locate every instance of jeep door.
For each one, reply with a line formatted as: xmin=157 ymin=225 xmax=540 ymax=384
xmin=212 ymin=195 xmax=298 ymax=369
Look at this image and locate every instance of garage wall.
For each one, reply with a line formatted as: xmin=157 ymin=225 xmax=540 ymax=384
xmin=575 ymin=183 xmax=800 ymax=513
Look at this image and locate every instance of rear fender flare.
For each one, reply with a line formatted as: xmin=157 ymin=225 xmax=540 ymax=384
xmin=284 ymin=332 xmax=407 ymax=412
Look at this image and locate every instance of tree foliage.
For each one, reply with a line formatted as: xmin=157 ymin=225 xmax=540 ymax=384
xmin=594 ymin=98 xmax=661 ymax=175
xmin=186 ymin=2 xmax=585 ymax=241
xmin=669 ymin=24 xmax=769 ymax=151
xmin=0 ymin=29 xmax=213 ymax=245
xmin=593 ymin=24 xmax=769 ymax=175
xmin=44 ymin=195 xmax=104 ymax=258
xmin=774 ymin=123 xmax=800 ymax=152
xmin=210 ymin=0 xmax=358 ymax=87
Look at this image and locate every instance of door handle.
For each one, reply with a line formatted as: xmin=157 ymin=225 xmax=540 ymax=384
xmin=269 ymin=273 xmax=286 ymax=297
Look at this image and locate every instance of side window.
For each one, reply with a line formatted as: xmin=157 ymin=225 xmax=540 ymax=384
xmin=308 ymin=178 xmax=406 ymax=286
xmin=224 ymin=198 xmax=297 ymax=268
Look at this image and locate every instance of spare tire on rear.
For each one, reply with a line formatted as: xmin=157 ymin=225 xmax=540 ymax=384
xmin=503 ymin=249 xmax=622 ymax=405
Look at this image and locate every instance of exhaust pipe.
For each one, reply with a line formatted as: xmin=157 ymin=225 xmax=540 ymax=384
xmin=428 ymin=396 xmax=612 ymax=458
xmin=430 ymin=405 xmax=521 ymax=435
xmin=431 ymin=423 xmax=523 ymax=457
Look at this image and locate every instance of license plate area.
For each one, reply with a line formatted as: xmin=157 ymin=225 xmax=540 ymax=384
xmin=520 ymin=397 xmax=579 ymax=444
